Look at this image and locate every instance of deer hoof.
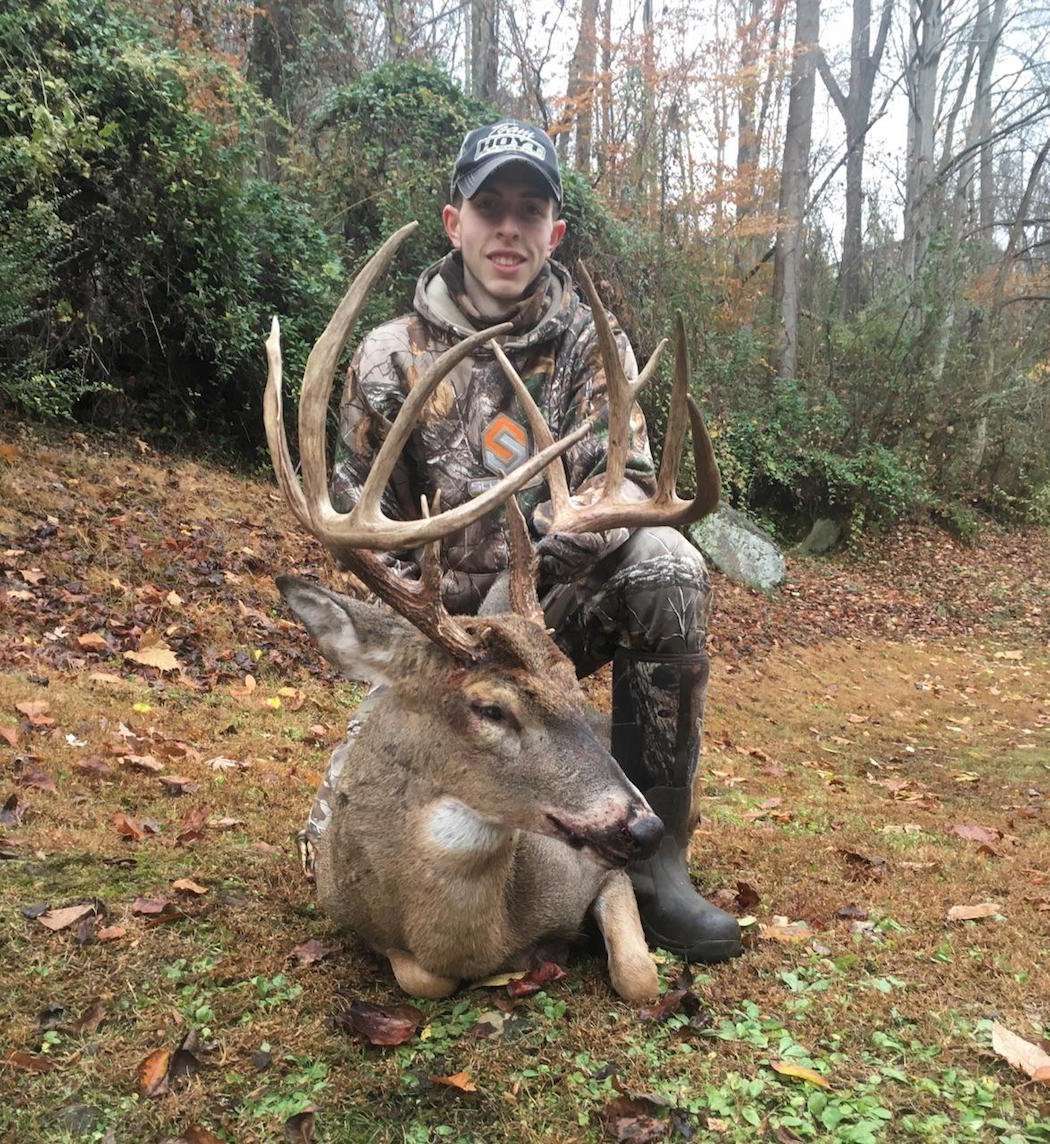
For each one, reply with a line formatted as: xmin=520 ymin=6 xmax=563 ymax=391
xmin=609 ymin=949 xmax=660 ymax=1004
xmin=387 ymin=950 xmax=459 ymax=999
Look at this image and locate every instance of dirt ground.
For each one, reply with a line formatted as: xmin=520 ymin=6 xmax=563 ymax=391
xmin=0 ymin=427 xmax=1047 ymax=1143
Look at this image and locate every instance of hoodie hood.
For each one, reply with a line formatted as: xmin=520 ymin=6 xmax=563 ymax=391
xmin=414 ymin=253 xmax=579 ymax=352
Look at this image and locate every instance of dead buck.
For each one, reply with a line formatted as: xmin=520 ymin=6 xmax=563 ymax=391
xmin=264 ymin=222 xmax=719 ymax=1002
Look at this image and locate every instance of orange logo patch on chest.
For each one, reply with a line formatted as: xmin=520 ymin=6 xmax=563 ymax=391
xmin=482 ymin=413 xmax=530 ymax=476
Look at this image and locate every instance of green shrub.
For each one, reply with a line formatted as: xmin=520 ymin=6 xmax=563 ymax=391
xmin=0 ymin=0 xmax=340 ymax=439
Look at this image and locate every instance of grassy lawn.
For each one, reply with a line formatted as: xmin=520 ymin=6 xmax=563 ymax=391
xmin=1 ymin=428 xmax=1047 ymax=1143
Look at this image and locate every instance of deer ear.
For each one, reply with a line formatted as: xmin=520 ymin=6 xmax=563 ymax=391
xmin=276 ymin=575 xmax=401 ymax=684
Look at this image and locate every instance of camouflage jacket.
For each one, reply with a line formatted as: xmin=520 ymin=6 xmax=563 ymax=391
xmin=330 ymin=252 xmax=655 ymax=614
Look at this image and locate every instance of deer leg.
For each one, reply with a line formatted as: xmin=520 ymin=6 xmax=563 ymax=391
xmin=386 ymin=949 xmax=459 ymax=1000
xmin=591 ymin=871 xmax=659 ymax=1004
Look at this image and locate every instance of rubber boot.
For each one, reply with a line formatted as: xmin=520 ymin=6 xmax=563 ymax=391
xmin=612 ymin=648 xmax=742 ymax=962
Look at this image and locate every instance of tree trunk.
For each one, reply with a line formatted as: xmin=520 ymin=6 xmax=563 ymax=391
xmin=772 ymin=0 xmax=820 ymax=380
xmin=248 ymin=1 xmax=299 ymax=178
xmin=902 ymin=0 xmax=943 ymax=283
xmin=974 ymin=0 xmax=1007 ymax=249
xmin=599 ymin=0 xmax=613 ymax=182
xmin=816 ymin=0 xmax=893 ymax=316
xmin=572 ymin=0 xmax=599 ymax=173
xmin=470 ymin=0 xmax=499 ymax=103
xmin=734 ymin=0 xmax=763 ymax=277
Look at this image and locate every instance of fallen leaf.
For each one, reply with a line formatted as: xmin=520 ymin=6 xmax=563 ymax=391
xmin=122 ymin=754 xmax=165 ymax=774
xmin=159 ymin=775 xmax=199 ymax=795
xmin=176 ymin=804 xmax=210 ymax=845
xmin=20 ymin=568 xmax=45 ymax=585
xmin=172 ymin=878 xmax=208 ymax=896
xmin=97 ymin=925 xmax=127 ymax=942
xmin=165 ymin=591 xmax=184 ymax=608
xmin=174 ymin=1127 xmax=223 ymax=1144
xmin=600 ymin=1096 xmax=668 ymax=1142
xmin=334 ymin=1000 xmax=423 ymax=1046
xmin=838 ymin=848 xmax=890 ymax=880
xmin=137 ymin=1048 xmax=171 ymax=1098
xmin=74 ymin=758 xmax=115 ymax=782
xmin=19 ymin=768 xmax=57 ymax=793
xmin=37 ymin=904 xmax=95 ymax=932
xmin=0 ymin=724 xmax=18 ymax=747
xmin=990 ymin=1021 xmax=1050 ymax=1084
xmin=952 ymin=824 xmax=1003 ymax=846
xmin=288 ymin=938 xmax=339 ymax=966
xmin=1 ymin=793 xmax=24 ymax=827
xmin=284 ymin=1108 xmax=316 ymax=1143
xmin=76 ymin=632 xmax=110 ymax=652
xmin=759 ymin=917 xmax=813 ymax=943
xmin=507 ymin=961 xmax=567 ymax=997
xmin=429 ymin=1070 xmax=477 ymax=1092
xmin=835 ymin=903 xmax=869 ymax=921
xmin=470 ymin=970 xmax=528 ymax=988
xmin=169 ymin=1029 xmax=204 ymax=1086
xmin=15 ymin=700 xmax=53 ymax=727
xmin=947 ymin=902 xmax=1002 ymax=922
xmin=112 ymin=812 xmax=146 ymax=842
xmin=68 ymin=998 xmax=108 ymax=1035
xmin=124 ymin=640 xmax=182 ymax=673
xmin=1 ymin=1051 xmax=55 ymax=1073
xmin=468 ymin=1009 xmax=512 ymax=1039
xmin=132 ymin=896 xmax=172 ymax=915
xmin=771 ymin=1060 xmax=830 ymax=1087
xmin=88 ymin=671 xmax=126 ymax=686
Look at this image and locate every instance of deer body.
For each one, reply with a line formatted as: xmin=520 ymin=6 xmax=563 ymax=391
xmin=264 ymin=224 xmax=720 ymax=1003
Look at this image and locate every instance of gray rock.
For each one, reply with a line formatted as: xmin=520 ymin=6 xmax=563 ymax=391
xmin=689 ymin=506 xmax=786 ymax=591
xmin=795 ymin=517 xmax=843 ymax=556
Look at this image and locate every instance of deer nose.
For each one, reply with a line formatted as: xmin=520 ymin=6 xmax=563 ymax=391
xmin=626 ymin=812 xmax=664 ymax=857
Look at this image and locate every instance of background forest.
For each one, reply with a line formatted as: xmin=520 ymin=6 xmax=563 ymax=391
xmin=2 ymin=0 xmax=1049 ymax=537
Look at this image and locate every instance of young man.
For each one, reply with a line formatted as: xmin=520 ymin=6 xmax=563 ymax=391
xmin=301 ymin=120 xmax=741 ymax=964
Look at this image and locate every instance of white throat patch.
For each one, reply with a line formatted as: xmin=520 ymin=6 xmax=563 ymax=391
xmin=426 ymin=800 xmax=504 ymax=854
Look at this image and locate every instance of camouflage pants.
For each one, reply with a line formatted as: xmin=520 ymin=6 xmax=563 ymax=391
xmin=300 ymin=526 xmax=709 ymax=860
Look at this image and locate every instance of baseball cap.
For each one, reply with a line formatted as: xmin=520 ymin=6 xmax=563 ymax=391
xmin=451 ymin=120 xmax=563 ymax=205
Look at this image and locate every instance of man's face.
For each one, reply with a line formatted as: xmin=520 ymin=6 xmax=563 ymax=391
xmin=442 ymin=166 xmax=567 ymax=316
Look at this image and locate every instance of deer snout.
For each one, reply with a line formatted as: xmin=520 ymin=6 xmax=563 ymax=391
xmin=624 ymin=810 xmax=664 ymax=858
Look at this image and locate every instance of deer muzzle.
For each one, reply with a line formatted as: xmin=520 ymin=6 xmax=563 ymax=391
xmin=545 ymin=805 xmax=664 ymax=867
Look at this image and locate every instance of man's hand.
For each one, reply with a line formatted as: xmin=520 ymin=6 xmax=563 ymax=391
xmin=532 ymin=499 xmax=629 ymax=582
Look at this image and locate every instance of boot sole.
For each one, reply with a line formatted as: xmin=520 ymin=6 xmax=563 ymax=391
xmin=643 ymin=922 xmax=743 ymax=964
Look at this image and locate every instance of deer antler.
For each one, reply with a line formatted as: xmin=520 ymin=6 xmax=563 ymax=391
xmin=490 ymin=262 xmax=720 ymax=537
xmin=263 ymin=222 xmax=594 ymax=661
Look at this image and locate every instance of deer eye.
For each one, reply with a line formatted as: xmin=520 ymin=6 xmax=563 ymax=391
xmin=471 ymin=702 xmax=504 ymax=723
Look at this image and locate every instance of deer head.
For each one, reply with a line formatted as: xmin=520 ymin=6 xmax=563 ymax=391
xmin=264 ymin=222 xmax=719 ymax=865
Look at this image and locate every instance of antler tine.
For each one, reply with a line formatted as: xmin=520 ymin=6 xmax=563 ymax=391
xmin=539 ymin=307 xmax=720 ymax=535
xmin=504 ymin=495 xmax=544 ymax=624
xmin=298 ymin=221 xmax=420 ymax=531
xmin=655 ymin=311 xmax=691 ymax=505
xmin=491 ymin=342 xmax=571 ymax=518
xmin=576 ymin=260 xmax=650 ymax=494
xmin=263 ymin=317 xmax=312 ymax=533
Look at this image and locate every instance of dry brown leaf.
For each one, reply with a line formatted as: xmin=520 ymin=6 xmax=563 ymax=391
xmin=76 ymin=632 xmax=110 ymax=652
xmin=124 ymin=641 xmax=182 ymax=673
xmin=159 ymin=774 xmax=199 ymax=795
xmin=137 ymin=1048 xmax=172 ymax=1098
xmin=88 ymin=671 xmax=126 ymax=686
xmin=20 ymin=568 xmax=45 ymax=585
xmin=947 ymin=901 xmax=1002 ymax=922
xmin=0 ymin=724 xmax=18 ymax=747
xmin=112 ymin=812 xmax=146 ymax=842
xmin=15 ymin=699 xmax=53 ymax=727
xmin=429 ymin=1070 xmax=477 ymax=1092
xmin=37 ymin=904 xmax=95 ymax=932
xmin=97 ymin=925 xmax=127 ymax=942
xmin=759 ymin=917 xmax=813 ymax=943
xmin=1 ymin=1050 xmax=54 ymax=1073
xmin=123 ymin=754 xmax=164 ymax=773
xmin=771 ymin=1060 xmax=830 ymax=1087
xmin=990 ymin=1021 xmax=1050 ymax=1084
xmin=172 ymin=878 xmax=208 ymax=896
xmin=952 ymin=824 xmax=1003 ymax=846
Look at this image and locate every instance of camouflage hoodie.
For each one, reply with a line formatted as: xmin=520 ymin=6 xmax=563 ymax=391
xmin=330 ymin=252 xmax=655 ymax=614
